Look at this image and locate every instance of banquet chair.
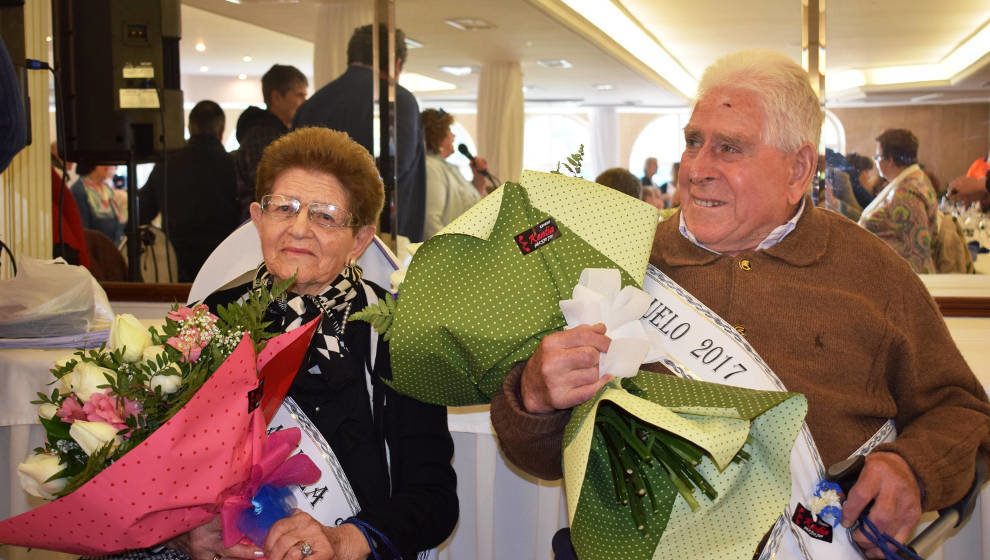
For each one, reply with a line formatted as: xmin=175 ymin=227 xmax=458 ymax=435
xmin=188 ymin=220 xmax=400 ymax=304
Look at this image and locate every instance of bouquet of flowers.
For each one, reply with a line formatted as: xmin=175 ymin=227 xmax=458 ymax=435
xmin=0 ymin=280 xmax=323 ymax=555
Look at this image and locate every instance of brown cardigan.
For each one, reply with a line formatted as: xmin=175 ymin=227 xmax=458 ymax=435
xmin=491 ymin=204 xmax=990 ymax=511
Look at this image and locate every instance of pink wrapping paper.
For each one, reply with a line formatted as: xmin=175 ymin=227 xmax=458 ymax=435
xmin=0 ymin=318 xmax=320 ymax=555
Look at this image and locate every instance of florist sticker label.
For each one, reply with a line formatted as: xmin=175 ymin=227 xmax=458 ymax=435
xmin=515 ymin=217 xmax=561 ymax=255
xmin=792 ymin=503 xmax=834 ymax=542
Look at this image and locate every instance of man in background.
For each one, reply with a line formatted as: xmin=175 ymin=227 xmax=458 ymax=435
xmin=233 ymin=64 xmax=308 ymax=221
xmin=641 ymin=156 xmax=657 ymax=187
xmin=294 ymin=24 xmax=427 ymax=243
xmin=139 ymin=100 xmax=240 ymax=282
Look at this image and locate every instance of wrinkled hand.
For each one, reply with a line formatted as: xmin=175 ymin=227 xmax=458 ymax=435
xmin=520 ymin=323 xmax=612 ymax=414
xmin=947 ymin=176 xmax=988 ymax=203
xmin=841 ymin=452 xmax=922 ymax=559
xmin=166 ymin=516 xmax=262 ymax=560
xmin=264 ymin=510 xmax=369 ymax=560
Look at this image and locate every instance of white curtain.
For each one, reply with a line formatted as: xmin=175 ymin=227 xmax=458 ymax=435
xmin=477 ymin=61 xmax=524 ymax=184
xmin=589 ymin=106 xmax=619 ymax=177
xmin=312 ymin=1 xmax=373 ymax=90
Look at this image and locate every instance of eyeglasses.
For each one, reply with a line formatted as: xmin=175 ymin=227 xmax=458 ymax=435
xmin=260 ymin=194 xmax=359 ymax=228
xmin=873 ymin=155 xmax=885 ymax=163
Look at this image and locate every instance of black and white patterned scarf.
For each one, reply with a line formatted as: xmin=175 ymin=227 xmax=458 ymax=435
xmin=255 ymin=264 xmax=363 ymax=375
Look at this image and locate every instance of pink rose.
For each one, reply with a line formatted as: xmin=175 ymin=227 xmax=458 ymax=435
xmin=56 ymin=396 xmax=86 ymax=423
xmin=166 ymin=304 xmax=218 ymax=363
xmin=82 ymin=390 xmax=142 ymax=434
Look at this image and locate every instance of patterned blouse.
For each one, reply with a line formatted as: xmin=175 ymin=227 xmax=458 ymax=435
xmin=858 ymin=164 xmax=938 ymax=273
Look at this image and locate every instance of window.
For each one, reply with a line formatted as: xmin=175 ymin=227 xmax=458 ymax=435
xmin=523 ymin=114 xmax=592 ymax=179
xmin=628 ymin=113 xmax=690 ymax=186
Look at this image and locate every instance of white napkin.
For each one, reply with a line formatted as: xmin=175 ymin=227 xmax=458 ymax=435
xmin=559 ymin=268 xmax=660 ymax=378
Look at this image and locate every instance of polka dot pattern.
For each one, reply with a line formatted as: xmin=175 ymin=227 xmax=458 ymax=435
xmin=390 ymin=182 xmax=638 ymax=405
xmin=563 ymin=372 xmax=807 ymax=560
xmin=0 ymin=327 xmax=316 ymax=555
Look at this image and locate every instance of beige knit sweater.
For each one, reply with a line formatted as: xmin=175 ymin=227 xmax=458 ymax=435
xmin=491 ymin=204 xmax=990 ymax=511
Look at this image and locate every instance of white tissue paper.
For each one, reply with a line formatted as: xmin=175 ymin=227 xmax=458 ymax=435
xmin=558 ymin=268 xmax=662 ymax=378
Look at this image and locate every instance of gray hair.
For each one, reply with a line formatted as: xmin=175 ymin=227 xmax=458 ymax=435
xmin=696 ymin=50 xmax=823 ymax=152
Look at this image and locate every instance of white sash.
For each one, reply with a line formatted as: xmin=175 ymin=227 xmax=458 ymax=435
xmin=639 ymin=264 xmax=894 ymax=560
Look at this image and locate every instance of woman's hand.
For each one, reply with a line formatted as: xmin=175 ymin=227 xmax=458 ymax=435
xmin=264 ymin=510 xmax=371 ymax=560
xmin=166 ymin=516 xmax=263 ymax=560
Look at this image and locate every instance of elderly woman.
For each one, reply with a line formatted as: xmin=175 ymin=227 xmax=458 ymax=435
xmin=420 ymin=108 xmax=489 ymax=238
xmin=70 ymin=158 xmax=124 ymax=244
xmin=858 ymin=128 xmax=939 ymax=273
xmin=166 ymin=127 xmax=458 ymax=560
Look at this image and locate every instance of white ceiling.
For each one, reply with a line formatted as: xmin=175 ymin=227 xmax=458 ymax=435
xmin=178 ymin=0 xmax=990 ymax=108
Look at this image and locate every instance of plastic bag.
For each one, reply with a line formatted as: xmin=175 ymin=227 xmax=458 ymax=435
xmin=0 ymin=257 xmax=113 ymax=337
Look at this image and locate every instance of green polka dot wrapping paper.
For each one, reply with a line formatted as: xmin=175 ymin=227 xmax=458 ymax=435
xmin=564 ymin=373 xmax=807 ymax=560
xmin=386 ymin=171 xmax=660 ymax=405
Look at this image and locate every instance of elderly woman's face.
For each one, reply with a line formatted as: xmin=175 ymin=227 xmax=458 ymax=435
xmin=250 ymin=168 xmax=375 ymax=295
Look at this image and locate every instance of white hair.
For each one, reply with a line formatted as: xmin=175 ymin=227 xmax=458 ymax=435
xmin=696 ymin=50 xmax=824 ymax=152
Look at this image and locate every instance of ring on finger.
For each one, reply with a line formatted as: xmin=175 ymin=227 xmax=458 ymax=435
xmin=298 ymin=542 xmax=314 ymax=558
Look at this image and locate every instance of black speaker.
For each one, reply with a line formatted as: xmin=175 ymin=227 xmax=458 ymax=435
xmin=52 ymin=0 xmax=183 ymax=164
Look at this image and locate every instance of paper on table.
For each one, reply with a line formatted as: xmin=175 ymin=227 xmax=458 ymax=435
xmin=558 ymin=268 xmax=660 ymax=378
xmin=0 ymin=329 xmax=110 ymax=349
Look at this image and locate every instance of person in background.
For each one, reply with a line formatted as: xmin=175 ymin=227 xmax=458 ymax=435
xmin=490 ymin=50 xmax=989 ymax=559
xmin=294 ymin=24 xmax=427 ymax=243
xmin=70 ymin=158 xmax=124 ymax=245
xmin=50 ymin=144 xmax=89 ymax=268
xmin=657 ymin=161 xmax=679 ymax=202
xmin=846 ymin=152 xmax=882 ymax=207
xmin=641 ymin=185 xmax=664 ymax=210
xmin=858 ymin=129 xmax=938 ymax=273
xmin=822 ymin=149 xmax=862 ymax=221
xmin=139 ymin=100 xmax=240 ymax=282
xmin=641 ymin=156 xmax=657 ymax=186
xmin=234 ymin=64 xmax=308 ymax=222
xmin=420 ymin=108 xmax=489 ymax=238
xmin=594 ymin=167 xmax=642 ymax=199
xmin=948 ymin=149 xmax=990 ymax=210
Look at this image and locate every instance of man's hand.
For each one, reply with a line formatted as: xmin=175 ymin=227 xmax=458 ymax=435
xmin=841 ymin=452 xmax=922 ymax=559
xmin=166 ymin=516 xmax=262 ymax=560
xmin=948 ymin=175 xmax=988 ymax=204
xmin=520 ymin=323 xmax=612 ymax=414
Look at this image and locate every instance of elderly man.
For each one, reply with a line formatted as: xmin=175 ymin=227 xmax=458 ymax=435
xmin=491 ymin=51 xmax=989 ymax=559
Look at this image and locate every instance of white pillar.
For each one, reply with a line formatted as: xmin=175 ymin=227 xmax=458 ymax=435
xmin=312 ymin=0 xmax=373 ymax=90
xmin=477 ymin=61 xmax=524 ymax=184
xmin=589 ymin=106 xmax=619 ymax=176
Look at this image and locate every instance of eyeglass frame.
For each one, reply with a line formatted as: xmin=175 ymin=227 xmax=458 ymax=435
xmin=259 ymin=194 xmax=360 ymax=229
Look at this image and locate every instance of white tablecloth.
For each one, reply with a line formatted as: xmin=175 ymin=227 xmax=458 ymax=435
xmin=2 ymin=310 xmax=988 ymax=560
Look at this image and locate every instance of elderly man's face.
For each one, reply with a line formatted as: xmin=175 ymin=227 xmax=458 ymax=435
xmin=679 ymin=87 xmax=809 ymax=253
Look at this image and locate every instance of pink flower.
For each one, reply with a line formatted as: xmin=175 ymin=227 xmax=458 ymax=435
xmin=56 ymin=396 xmax=86 ymax=423
xmin=167 ymin=304 xmax=217 ymax=324
xmin=166 ymin=305 xmax=218 ymax=363
xmin=82 ymin=390 xmax=142 ymax=434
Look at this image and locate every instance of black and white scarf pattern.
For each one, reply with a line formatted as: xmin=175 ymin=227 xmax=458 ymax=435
xmin=255 ymin=264 xmax=363 ymax=375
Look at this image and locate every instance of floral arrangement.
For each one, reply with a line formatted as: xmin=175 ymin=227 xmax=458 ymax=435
xmin=19 ymin=281 xmax=287 ymax=501
xmin=1 ymin=277 xmax=324 ymax=556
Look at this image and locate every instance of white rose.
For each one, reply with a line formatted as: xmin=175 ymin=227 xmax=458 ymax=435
xmin=60 ymin=361 xmax=116 ymax=403
xmin=17 ymin=454 xmax=68 ymax=499
xmin=108 ymin=313 xmax=153 ymax=362
xmin=53 ymin=354 xmax=77 ymax=394
xmin=148 ymin=373 xmax=182 ymax=395
xmin=38 ymin=403 xmax=59 ymax=420
xmin=69 ymin=420 xmax=122 ymax=456
xmin=142 ymin=345 xmax=166 ymax=364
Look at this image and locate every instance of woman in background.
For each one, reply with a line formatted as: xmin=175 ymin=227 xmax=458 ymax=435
xmin=420 ymin=108 xmax=490 ymax=238
xmin=70 ymin=158 xmax=124 ymax=244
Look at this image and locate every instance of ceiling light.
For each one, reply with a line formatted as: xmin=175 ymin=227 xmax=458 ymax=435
xmin=238 ymin=73 xmax=247 ymax=80
xmin=195 ymin=42 xmax=206 ymax=52
xmin=200 ymin=66 xmax=209 ymax=72
xmin=522 ymin=85 xmax=538 ymax=93
xmin=559 ymin=0 xmax=696 ymax=98
xmin=224 ymin=0 xmax=241 ymax=4
xmin=444 ymin=18 xmax=495 ymax=31
xmin=45 ymin=35 xmax=52 ymax=43
xmin=399 ymin=72 xmax=456 ymax=92
xmin=537 ymin=59 xmax=572 ymax=69
xmin=440 ymin=66 xmax=473 ymax=76
xmin=405 ymin=37 xmax=423 ymax=49
xmin=242 ymin=55 xmax=252 ymax=62
xmin=594 ymin=83 xmax=614 ymax=91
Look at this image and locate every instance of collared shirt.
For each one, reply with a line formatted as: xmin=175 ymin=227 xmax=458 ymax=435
xmin=677 ymin=198 xmax=806 ymax=254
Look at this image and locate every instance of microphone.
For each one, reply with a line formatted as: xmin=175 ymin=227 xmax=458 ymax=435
xmin=458 ymin=143 xmax=497 ymax=188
